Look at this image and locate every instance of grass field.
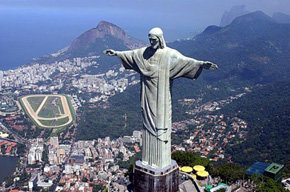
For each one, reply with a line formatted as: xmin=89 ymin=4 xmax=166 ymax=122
xmin=27 ymin=96 xmax=45 ymax=112
xmin=38 ymin=96 xmax=65 ymax=118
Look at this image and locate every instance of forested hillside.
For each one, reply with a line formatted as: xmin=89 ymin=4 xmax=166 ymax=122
xmin=220 ymin=81 xmax=290 ymax=172
xmin=171 ymin=11 xmax=290 ymax=85
xmin=77 ymin=77 xmax=243 ymax=140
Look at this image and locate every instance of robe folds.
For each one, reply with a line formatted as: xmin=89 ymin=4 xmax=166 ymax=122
xmin=117 ymin=46 xmax=203 ymax=168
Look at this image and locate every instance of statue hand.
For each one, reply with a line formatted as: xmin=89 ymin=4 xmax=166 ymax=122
xmin=103 ymin=49 xmax=117 ymax=56
xmin=202 ymin=61 xmax=218 ymax=70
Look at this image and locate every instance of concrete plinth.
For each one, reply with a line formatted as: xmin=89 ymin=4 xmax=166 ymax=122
xmin=133 ymin=160 xmax=179 ymax=192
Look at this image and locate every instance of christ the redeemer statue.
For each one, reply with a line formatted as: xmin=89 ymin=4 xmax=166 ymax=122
xmin=105 ymin=27 xmax=218 ymax=169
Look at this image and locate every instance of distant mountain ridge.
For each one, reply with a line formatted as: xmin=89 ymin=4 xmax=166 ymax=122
xmin=171 ymin=11 xmax=290 ymax=84
xmin=37 ymin=21 xmax=145 ymax=63
xmin=220 ymin=5 xmax=249 ymax=27
xmin=231 ymin=11 xmax=274 ymax=25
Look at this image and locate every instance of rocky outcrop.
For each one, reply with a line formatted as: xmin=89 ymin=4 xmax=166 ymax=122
xmin=68 ymin=21 xmax=144 ymax=52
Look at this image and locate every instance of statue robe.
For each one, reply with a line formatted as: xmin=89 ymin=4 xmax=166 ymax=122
xmin=117 ymin=46 xmax=203 ymax=168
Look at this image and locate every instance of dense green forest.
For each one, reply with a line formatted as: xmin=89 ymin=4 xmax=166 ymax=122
xmin=77 ymin=84 xmax=141 ymax=140
xmin=172 ymin=151 xmax=210 ymax=168
xmin=76 ymin=77 xmax=242 ymax=140
xmin=219 ymin=81 xmax=290 ymax=173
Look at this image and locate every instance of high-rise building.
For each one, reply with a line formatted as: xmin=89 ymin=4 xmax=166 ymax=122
xmin=35 ymin=149 xmax=43 ymax=162
xmin=50 ymin=137 xmax=59 ymax=148
xmin=28 ymin=153 xmax=36 ymax=164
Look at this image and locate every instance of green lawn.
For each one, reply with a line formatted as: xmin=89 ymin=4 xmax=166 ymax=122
xmin=38 ymin=96 xmax=64 ymax=118
xmin=27 ymin=96 xmax=45 ymax=112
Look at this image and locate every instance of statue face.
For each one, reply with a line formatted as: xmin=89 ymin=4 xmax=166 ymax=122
xmin=148 ymin=35 xmax=160 ymax=50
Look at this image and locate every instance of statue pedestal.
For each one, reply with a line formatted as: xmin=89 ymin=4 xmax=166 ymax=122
xmin=133 ymin=160 xmax=179 ymax=192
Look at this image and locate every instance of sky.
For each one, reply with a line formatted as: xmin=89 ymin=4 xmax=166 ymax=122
xmin=0 ymin=0 xmax=290 ymax=70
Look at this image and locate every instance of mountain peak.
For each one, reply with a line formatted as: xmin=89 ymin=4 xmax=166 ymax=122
xmin=98 ymin=20 xmax=114 ymax=26
xmin=220 ymin=5 xmax=248 ymax=27
xmin=97 ymin=20 xmax=118 ymax=28
xmin=231 ymin=11 xmax=274 ymax=25
xmin=51 ymin=20 xmax=145 ymax=60
xmin=95 ymin=20 xmax=126 ymax=39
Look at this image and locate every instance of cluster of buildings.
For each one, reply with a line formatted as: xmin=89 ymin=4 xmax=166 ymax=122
xmin=0 ymin=57 xmax=96 ymax=93
xmin=27 ymin=138 xmax=44 ymax=164
xmin=53 ymin=132 xmax=142 ymax=191
xmin=0 ymin=94 xmax=18 ymax=113
xmin=70 ymin=95 xmax=82 ymax=111
xmin=1 ymin=53 xmax=140 ymax=107
xmin=24 ymin=129 xmax=143 ymax=191
xmin=172 ymin=92 xmax=249 ymax=161
xmin=72 ymin=67 xmax=138 ymax=103
xmin=26 ymin=136 xmax=71 ymax=191
xmin=122 ymin=131 xmax=142 ymax=145
xmin=28 ymin=167 xmax=60 ymax=190
xmin=2 ymin=114 xmax=27 ymax=132
xmin=57 ymin=137 xmax=132 ymax=191
xmin=48 ymin=137 xmax=71 ymax=165
xmin=184 ymin=92 xmax=247 ymax=115
xmin=72 ymin=69 xmax=128 ymax=93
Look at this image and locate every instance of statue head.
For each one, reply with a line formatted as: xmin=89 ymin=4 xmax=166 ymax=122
xmin=148 ymin=27 xmax=166 ymax=49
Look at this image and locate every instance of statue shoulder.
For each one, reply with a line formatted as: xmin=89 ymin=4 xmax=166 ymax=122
xmin=162 ymin=47 xmax=180 ymax=55
xmin=134 ymin=47 xmax=147 ymax=54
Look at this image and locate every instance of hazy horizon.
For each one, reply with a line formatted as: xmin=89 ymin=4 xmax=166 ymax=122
xmin=1 ymin=0 xmax=290 ymax=70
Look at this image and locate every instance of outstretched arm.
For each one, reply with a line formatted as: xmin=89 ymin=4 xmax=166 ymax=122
xmin=170 ymin=50 xmax=218 ymax=79
xmin=104 ymin=48 xmax=142 ymax=73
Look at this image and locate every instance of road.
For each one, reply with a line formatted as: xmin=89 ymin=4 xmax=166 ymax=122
xmin=0 ymin=122 xmax=27 ymax=145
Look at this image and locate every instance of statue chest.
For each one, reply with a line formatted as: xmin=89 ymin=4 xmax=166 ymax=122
xmin=144 ymin=50 xmax=167 ymax=73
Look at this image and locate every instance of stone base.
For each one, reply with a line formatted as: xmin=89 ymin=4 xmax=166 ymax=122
xmin=133 ymin=160 xmax=179 ymax=192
